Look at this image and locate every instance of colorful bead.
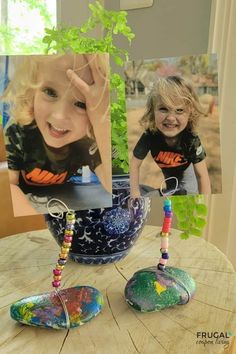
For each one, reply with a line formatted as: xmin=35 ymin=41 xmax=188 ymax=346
xmin=164 ymin=216 xmax=172 ymax=221
xmin=52 ymin=280 xmax=61 ymax=288
xmin=161 ymin=238 xmax=169 ymax=246
xmin=53 ymin=269 xmax=62 ymax=276
xmin=163 ymin=222 xmax=171 ymax=226
xmin=65 ymin=230 xmax=73 ymax=236
xmin=56 ymin=264 xmax=65 ymax=270
xmin=164 ymin=199 xmax=171 ymax=206
xmin=66 ymin=213 xmax=75 ymax=221
xmin=160 ymin=232 xmax=169 ymax=237
xmin=162 ymin=228 xmax=170 ymax=233
xmin=52 ymin=210 xmax=75 ymax=289
xmin=158 ymin=197 xmax=172 ymax=272
xmin=59 ymin=253 xmax=68 ymax=259
xmin=165 ymin=211 xmax=173 ymax=217
xmin=66 ymin=224 xmax=75 ymax=230
xmin=157 ymin=263 xmax=165 ymax=271
xmin=161 ymin=252 xmax=169 ymax=259
xmin=64 ymin=236 xmax=73 ymax=242
xmin=162 ymin=225 xmax=171 ymax=230
xmin=159 ymin=258 xmax=168 ymax=265
xmin=58 ymin=259 xmax=67 ymax=266
xmin=63 ymin=242 xmax=71 ymax=248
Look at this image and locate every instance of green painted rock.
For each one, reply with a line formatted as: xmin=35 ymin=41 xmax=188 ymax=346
xmin=124 ymin=266 xmax=196 ymax=312
xmin=10 ymin=286 xmax=104 ymax=329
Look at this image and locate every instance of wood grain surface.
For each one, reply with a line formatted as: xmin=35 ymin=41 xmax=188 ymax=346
xmin=0 ymin=225 xmax=235 ymax=354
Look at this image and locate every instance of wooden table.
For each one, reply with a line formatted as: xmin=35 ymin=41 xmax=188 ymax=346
xmin=0 ymin=225 xmax=236 ymax=354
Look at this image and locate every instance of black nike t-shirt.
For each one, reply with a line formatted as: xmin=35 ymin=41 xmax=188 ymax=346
xmin=4 ymin=120 xmax=102 ymax=187
xmin=133 ymin=129 xmax=206 ymax=192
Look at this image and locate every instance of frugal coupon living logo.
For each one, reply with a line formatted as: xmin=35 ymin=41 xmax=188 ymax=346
xmin=196 ymin=331 xmax=234 ymax=349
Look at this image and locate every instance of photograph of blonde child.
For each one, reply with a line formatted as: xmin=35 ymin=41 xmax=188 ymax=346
xmin=1 ymin=53 xmax=112 ymax=216
xmin=126 ymin=54 xmax=221 ymax=197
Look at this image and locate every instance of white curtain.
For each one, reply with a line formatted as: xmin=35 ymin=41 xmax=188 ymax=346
xmin=205 ymin=0 xmax=236 ymax=269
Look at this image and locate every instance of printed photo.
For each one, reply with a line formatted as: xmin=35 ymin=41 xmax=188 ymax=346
xmin=0 ymin=53 xmax=112 ymax=216
xmin=126 ymin=53 xmax=221 ymax=196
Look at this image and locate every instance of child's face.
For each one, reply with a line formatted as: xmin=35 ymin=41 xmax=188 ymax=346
xmin=154 ymin=99 xmax=190 ymax=138
xmin=33 ymin=55 xmax=93 ymax=148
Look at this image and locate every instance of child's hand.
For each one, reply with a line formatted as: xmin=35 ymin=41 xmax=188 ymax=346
xmin=66 ymin=54 xmax=110 ymax=127
xmin=67 ymin=54 xmax=111 ymax=194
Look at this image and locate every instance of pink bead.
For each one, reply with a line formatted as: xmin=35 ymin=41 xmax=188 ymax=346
xmin=53 ymin=269 xmax=62 ymax=276
xmin=52 ymin=280 xmax=61 ymax=288
xmin=159 ymin=258 xmax=168 ymax=265
xmin=64 ymin=236 xmax=73 ymax=242
xmin=161 ymin=238 xmax=169 ymax=248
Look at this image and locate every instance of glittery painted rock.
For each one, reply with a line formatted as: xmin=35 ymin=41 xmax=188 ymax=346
xmin=10 ymin=286 xmax=103 ymax=329
xmin=46 ymin=179 xmax=150 ymax=264
xmin=124 ymin=266 xmax=196 ymax=312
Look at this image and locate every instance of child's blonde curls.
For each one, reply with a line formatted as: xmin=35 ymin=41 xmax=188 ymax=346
xmin=2 ymin=53 xmax=109 ymax=129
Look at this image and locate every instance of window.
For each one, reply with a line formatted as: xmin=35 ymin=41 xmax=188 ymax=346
xmin=0 ymin=0 xmax=57 ymax=54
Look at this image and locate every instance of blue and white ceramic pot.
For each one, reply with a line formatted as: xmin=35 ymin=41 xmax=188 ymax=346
xmin=45 ymin=179 xmax=150 ymax=264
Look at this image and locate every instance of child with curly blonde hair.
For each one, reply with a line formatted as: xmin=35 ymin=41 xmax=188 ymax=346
xmin=130 ymin=75 xmax=211 ymax=197
xmin=2 ymin=53 xmax=111 ymax=215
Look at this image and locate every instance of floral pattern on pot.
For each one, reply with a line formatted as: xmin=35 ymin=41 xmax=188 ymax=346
xmin=46 ymin=180 xmax=151 ymax=264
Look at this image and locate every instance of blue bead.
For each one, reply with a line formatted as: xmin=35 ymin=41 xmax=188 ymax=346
xmin=163 ymin=206 xmax=172 ymax=212
xmin=58 ymin=259 xmax=67 ymax=265
xmin=66 ymin=224 xmax=75 ymax=231
xmin=161 ymin=253 xmax=169 ymax=259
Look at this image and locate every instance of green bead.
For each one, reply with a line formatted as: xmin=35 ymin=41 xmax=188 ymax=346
xmin=164 ymin=199 xmax=172 ymax=207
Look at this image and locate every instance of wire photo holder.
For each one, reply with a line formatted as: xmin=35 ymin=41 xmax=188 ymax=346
xmin=10 ymin=199 xmax=104 ymax=329
xmin=124 ymin=177 xmax=196 ymax=312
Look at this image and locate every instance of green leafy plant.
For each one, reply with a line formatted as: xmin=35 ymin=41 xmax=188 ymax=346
xmin=42 ymin=1 xmax=134 ymax=173
xmin=171 ymin=195 xmax=207 ymax=239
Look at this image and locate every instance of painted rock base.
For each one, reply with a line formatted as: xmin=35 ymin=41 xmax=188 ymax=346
xmin=125 ymin=266 xmax=196 ymax=312
xmin=10 ymin=286 xmax=103 ymax=329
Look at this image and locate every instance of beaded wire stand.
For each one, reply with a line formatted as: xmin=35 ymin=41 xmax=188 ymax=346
xmin=124 ymin=177 xmax=196 ymax=312
xmin=10 ymin=199 xmax=104 ymax=329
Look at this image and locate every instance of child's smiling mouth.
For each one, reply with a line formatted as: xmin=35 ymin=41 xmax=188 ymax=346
xmin=47 ymin=122 xmax=71 ymax=138
xmin=162 ymin=123 xmax=179 ymax=129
